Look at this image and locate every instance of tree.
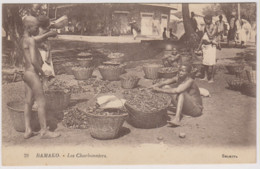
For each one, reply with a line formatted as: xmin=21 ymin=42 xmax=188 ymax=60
xmin=2 ymin=4 xmax=47 ymax=67
xmin=202 ymin=3 xmax=256 ymax=24
xmin=181 ymin=3 xmax=200 ymax=57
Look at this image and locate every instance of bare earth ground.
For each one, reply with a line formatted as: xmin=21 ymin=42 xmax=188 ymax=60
xmin=1 ymin=39 xmax=256 ymax=149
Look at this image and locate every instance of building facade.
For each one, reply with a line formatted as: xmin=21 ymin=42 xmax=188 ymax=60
xmin=50 ymin=4 xmax=177 ymax=36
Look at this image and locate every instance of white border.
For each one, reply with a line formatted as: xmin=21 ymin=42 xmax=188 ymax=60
xmin=0 ymin=0 xmax=259 ymax=169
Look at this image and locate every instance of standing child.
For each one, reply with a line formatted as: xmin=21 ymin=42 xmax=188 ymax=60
xmin=37 ymin=15 xmax=56 ymax=79
xmin=199 ymin=15 xmax=218 ymax=83
xmin=20 ymin=16 xmax=60 ymax=139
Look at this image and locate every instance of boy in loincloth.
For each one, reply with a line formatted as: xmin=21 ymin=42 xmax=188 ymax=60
xmin=20 ymin=16 xmax=60 ymax=139
xmin=149 ymin=64 xmax=203 ymax=126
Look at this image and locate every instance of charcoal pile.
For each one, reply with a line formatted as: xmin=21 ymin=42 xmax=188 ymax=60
xmin=62 ymin=107 xmax=89 ymax=129
xmin=78 ymin=79 xmax=120 ymax=93
xmin=123 ymin=89 xmax=171 ymax=112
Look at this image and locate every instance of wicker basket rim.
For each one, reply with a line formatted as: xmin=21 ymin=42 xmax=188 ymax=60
xmin=77 ymin=107 xmax=128 ymax=117
xmin=77 ymin=57 xmax=93 ymax=60
xmin=7 ymin=101 xmax=37 ymax=112
xmin=125 ymin=99 xmax=171 ymax=114
xmin=72 ymin=67 xmax=95 ymax=70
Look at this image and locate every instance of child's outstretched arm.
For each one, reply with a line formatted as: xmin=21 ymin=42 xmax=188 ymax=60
xmin=153 ymin=78 xmax=193 ymax=94
xmin=34 ymin=30 xmax=57 ymax=43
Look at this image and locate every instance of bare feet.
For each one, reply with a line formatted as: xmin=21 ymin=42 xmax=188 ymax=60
xmin=208 ymin=79 xmax=214 ymax=83
xmin=40 ymin=129 xmax=61 ymax=139
xmin=24 ymin=130 xmax=38 ymax=139
xmin=167 ymin=119 xmax=181 ymax=127
xmin=200 ymin=77 xmax=208 ymax=81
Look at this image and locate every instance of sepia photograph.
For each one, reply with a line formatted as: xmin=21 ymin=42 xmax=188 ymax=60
xmin=1 ymin=0 xmax=259 ymax=168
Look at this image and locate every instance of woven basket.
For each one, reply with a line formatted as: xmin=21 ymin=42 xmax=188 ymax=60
xmin=45 ymin=90 xmax=71 ymax=112
xmin=120 ymin=76 xmax=140 ymax=89
xmin=246 ymin=70 xmax=256 ymax=84
xmin=98 ymin=66 xmax=123 ymax=81
xmin=7 ymin=101 xmax=40 ymax=132
xmin=226 ymin=78 xmax=245 ymax=91
xmin=72 ymin=67 xmax=94 ymax=80
xmin=81 ymin=109 xmax=128 ymax=140
xmin=225 ymin=65 xmax=244 ymax=75
xmin=143 ymin=64 xmax=162 ymax=79
xmin=77 ymin=57 xmax=93 ymax=67
xmin=124 ymin=100 xmax=171 ymax=129
xmin=241 ymin=82 xmax=256 ymax=97
xmin=62 ymin=62 xmax=75 ymax=75
xmin=109 ymin=57 xmax=124 ymax=63
xmin=158 ymin=70 xmax=178 ymax=79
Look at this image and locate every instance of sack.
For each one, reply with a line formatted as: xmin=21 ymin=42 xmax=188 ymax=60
xmin=199 ymin=88 xmax=211 ymax=97
xmin=97 ymin=95 xmax=126 ymax=109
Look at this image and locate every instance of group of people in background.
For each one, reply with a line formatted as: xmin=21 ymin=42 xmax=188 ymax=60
xmin=227 ymin=12 xmax=254 ymax=48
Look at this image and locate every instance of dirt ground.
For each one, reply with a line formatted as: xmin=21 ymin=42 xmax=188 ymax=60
xmin=1 ymin=39 xmax=256 ymax=149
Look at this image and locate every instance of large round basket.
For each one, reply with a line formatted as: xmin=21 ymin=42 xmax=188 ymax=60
xmin=108 ymin=53 xmax=125 ymax=63
xmin=98 ymin=66 xmax=123 ymax=81
xmin=7 ymin=101 xmax=40 ymax=132
xmin=124 ymin=100 xmax=171 ymax=129
xmin=78 ymin=108 xmax=128 ymax=140
xmin=225 ymin=65 xmax=244 ymax=75
xmin=62 ymin=62 xmax=75 ymax=75
xmin=158 ymin=69 xmax=178 ymax=79
xmin=246 ymin=70 xmax=256 ymax=84
xmin=120 ymin=76 xmax=140 ymax=89
xmin=241 ymin=82 xmax=256 ymax=97
xmin=77 ymin=57 xmax=93 ymax=67
xmin=226 ymin=78 xmax=245 ymax=91
xmin=45 ymin=90 xmax=71 ymax=112
xmin=109 ymin=57 xmax=124 ymax=63
xmin=72 ymin=67 xmax=94 ymax=80
xmin=143 ymin=64 xmax=162 ymax=79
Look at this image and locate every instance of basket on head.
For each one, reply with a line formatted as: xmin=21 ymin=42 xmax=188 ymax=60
xmin=98 ymin=65 xmax=123 ymax=81
xmin=143 ymin=64 xmax=162 ymax=79
xmin=52 ymin=15 xmax=68 ymax=29
xmin=72 ymin=67 xmax=94 ymax=80
xmin=120 ymin=75 xmax=140 ymax=89
xmin=77 ymin=57 xmax=93 ymax=67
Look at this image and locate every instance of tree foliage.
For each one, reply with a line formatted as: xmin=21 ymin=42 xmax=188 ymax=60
xmin=202 ymin=3 xmax=256 ymax=24
xmin=2 ymin=4 xmax=47 ymax=66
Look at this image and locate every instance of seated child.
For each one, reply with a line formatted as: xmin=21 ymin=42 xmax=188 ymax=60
xmin=149 ymin=64 xmax=203 ymax=126
xmin=162 ymin=47 xmax=182 ymax=68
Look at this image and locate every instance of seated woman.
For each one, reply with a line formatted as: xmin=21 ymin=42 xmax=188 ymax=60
xmin=150 ymin=64 xmax=203 ymax=126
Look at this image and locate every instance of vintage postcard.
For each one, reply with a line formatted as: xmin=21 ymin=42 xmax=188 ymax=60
xmin=1 ymin=0 xmax=259 ymax=168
